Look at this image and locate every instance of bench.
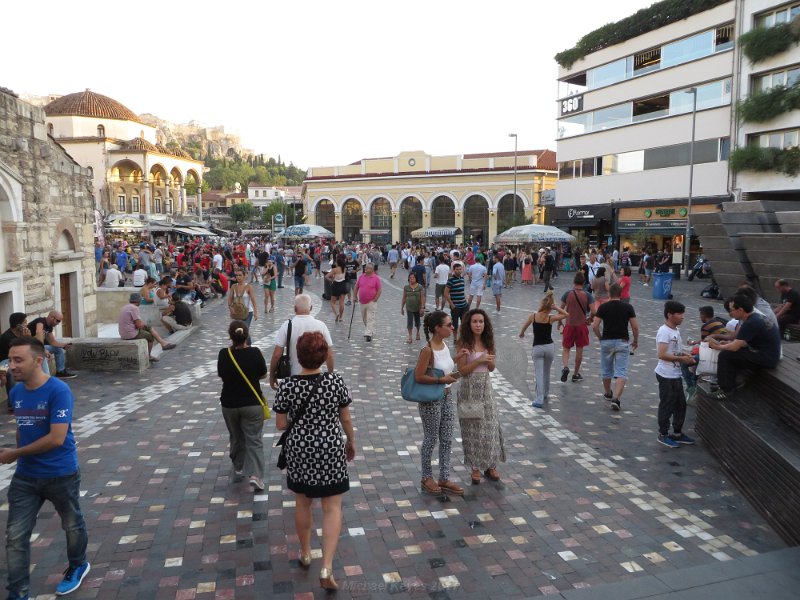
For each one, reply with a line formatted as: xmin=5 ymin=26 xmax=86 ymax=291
xmin=695 ymin=343 xmax=800 ymax=545
xmin=64 ymin=338 xmax=151 ymax=373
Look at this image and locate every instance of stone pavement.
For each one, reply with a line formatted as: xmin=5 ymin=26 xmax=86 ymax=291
xmin=0 ymin=268 xmax=789 ymax=600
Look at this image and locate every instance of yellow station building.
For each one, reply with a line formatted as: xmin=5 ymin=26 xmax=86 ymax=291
xmin=302 ymin=150 xmax=557 ymax=246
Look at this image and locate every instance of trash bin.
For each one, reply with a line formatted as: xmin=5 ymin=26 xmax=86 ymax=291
xmin=653 ymin=272 xmax=673 ymax=300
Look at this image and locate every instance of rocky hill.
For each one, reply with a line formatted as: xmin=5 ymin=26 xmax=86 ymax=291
xmin=138 ymin=114 xmax=255 ymax=161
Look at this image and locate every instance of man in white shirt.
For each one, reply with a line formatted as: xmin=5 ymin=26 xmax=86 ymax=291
xmin=434 ymin=260 xmax=450 ymax=310
xmin=466 ymin=261 xmax=487 ymax=309
xmin=132 ymin=265 xmax=148 ymax=287
xmin=269 ymin=294 xmax=334 ymax=389
xmin=102 ymin=264 xmax=123 ymax=288
xmin=212 ymin=251 xmax=223 ymax=271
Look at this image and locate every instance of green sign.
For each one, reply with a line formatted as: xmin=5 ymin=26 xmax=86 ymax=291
xmin=644 ymin=209 xmax=652 ymax=218
xmin=679 ymin=207 xmax=688 ymax=217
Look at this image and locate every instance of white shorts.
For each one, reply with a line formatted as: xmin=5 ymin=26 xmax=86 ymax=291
xmin=469 ymin=282 xmax=484 ymax=297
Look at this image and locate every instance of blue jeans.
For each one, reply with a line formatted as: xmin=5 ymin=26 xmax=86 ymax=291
xmin=44 ymin=345 xmax=66 ymax=373
xmin=6 ymin=471 xmax=88 ymax=598
xmin=600 ymin=339 xmax=631 ymax=380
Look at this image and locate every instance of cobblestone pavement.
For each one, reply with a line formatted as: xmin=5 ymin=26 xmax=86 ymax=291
xmin=0 ymin=269 xmax=787 ymax=600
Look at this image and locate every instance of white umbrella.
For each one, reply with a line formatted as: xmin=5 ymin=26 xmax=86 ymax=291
xmin=494 ymin=224 xmax=575 ymax=244
xmin=276 ymin=224 xmax=335 ymax=239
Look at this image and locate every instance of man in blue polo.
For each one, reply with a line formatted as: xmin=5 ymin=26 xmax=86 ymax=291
xmin=0 ymin=337 xmax=90 ymax=599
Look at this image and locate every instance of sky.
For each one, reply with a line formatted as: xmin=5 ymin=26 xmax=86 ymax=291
xmin=3 ymin=0 xmax=653 ymax=169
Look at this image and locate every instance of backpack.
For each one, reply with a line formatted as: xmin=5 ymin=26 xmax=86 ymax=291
xmin=621 ymin=251 xmax=630 ymax=266
xmin=230 ymin=286 xmax=249 ymax=320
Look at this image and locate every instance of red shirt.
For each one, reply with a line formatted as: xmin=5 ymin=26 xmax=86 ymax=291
xmin=217 ymin=272 xmax=229 ymax=292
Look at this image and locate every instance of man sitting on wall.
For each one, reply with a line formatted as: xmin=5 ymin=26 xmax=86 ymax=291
xmin=774 ymin=279 xmax=800 ymax=335
xmin=118 ymin=293 xmax=176 ymax=362
xmin=28 ymin=311 xmax=76 ymax=379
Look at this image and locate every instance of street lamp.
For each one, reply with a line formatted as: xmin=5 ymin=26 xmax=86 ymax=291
xmin=683 ymin=87 xmax=698 ymax=278
xmin=509 ymin=133 xmax=518 ymax=223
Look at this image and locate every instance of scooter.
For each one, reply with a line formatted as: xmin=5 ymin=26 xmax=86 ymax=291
xmin=688 ymin=256 xmax=713 ymax=281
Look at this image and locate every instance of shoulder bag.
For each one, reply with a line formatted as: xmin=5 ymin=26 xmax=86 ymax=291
xmin=401 ymin=348 xmax=445 ymax=403
xmin=275 ymin=319 xmax=293 ymax=380
xmin=275 ymin=373 xmax=325 ymax=469
xmin=573 ymin=290 xmax=593 ymax=325
xmin=227 ymin=347 xmax=271 ymax=420
xmin=230 ymin=285 xmax=249 ymax=320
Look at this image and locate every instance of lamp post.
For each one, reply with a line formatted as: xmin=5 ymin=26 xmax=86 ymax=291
xmin=509 ymin=133 xmax=518 ymax=224
xmin=683 ymin=87 xmax=698 ymax=278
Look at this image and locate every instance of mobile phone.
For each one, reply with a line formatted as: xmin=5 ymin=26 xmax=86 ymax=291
xmin=449 ymin=371 xmax=462 ymax=380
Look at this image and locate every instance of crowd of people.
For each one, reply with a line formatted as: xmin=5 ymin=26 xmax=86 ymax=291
xmin=0 ymin=234 xmax=797 ymax=597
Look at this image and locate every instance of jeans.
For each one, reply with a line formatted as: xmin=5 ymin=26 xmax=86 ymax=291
xmin=532 ymin=343 xmax=555 ymax=405
xmin=600 ymin=339 xmax=631 ymax=380
xmin=45 ymin=345 xmax=66 ymax=373
xmin=6 ymin=471 xmax=88 ymax=598
xmin=450 ymin=304 xmax=467 ymax=331
xmin=405 ymin=310 xmax=421 ymax=331
xmin=221 ymin=405 xmax=265 ymax=478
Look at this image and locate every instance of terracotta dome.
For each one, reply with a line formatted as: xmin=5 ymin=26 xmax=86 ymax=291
xmin=44 ymin=89 xmax=141 ymax=123
xmin=121 ymin=137 xmax=160 ymax=153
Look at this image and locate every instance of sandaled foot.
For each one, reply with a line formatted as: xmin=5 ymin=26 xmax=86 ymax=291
xmin=320 ymin=568 xmax=338 ymax=590
xmin=421 ymin=477 xmax=441 ymax=494
xmin=299 ymin=553 xmax=311 ymax=568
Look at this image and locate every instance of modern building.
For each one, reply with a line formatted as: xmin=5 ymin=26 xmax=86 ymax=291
xmin=554 ymin=0 xmax=736 ymax=264
xmin=42 ymin=89 xmax=205 ymax=238
xmin=0 ymin=87 xmax=98 ymax=337
xmin=302 ymin=150 xmax=557 ymax=246
xmin=247 ymin=184 xmax=285 ymax=210
xmin=731 ymin=0 xmax=800 ymax=201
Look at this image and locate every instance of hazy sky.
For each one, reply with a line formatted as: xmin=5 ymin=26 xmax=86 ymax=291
xmin=4 ymin=0 xmax=652 ymax=169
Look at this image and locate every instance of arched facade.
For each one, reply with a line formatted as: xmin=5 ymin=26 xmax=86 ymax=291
xmin=399 ymin=196 xmax=423 ymax=243
xmin=497 ymin=193 xmax=526 ymax=233
xmin=315 ymin=199 xmax=335 ymax=232
xmin=431 ymin=195 xmax=456 ymax=227
xmin=341 ymin=198 xmax=363 ymax=242
xmin=463 ymin=195 xmax=489 ymax=244
xmin=370 ymin=197 xmax=392 ymax=245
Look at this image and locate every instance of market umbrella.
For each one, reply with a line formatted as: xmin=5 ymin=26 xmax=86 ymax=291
xmin=411 ymin=226 xmax=462 ymax=239
xmin=276 ymin=224 xmax=335 ymax=239
xmin=494 ymin=224 xmax=576 ymax=245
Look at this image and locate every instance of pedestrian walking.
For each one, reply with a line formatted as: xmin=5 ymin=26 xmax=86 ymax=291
xmin=262 ymin=259 xmax=277 ymax=313
xmin=444 ymin=263 xmax=468 ymax=331
xmin=490 ymin=254 xmax=505 ymax=313
xmin=520 ymin=291 xmax=569 ymax=408
xmin=455 ymin=309 xmax=505 ymax=484
xmin=274 ymin=332 xmax=355 ymax=591
xmin=592 ymin=283 xmax=639 ymax=411
xmin=433 ymin=257 xmax=450 ymax=310
xmin=325 ymin=256 xmax=347 ymax=323
xmin=217 ymin=321 xmax=268 ymax=491
xmin=401 ymin=272 xmax=425 ymax=343
xmin=591 ymin=266 xmax=610 ymax=312
xmin=354 ymin=263 xmax=382 ymax=342
xmin=414 ymin=311 xmax=463 ymax=495
xmin=654 ymin=301 xmax=696 ymax=448
xmin=558 ymin=273 xmax=594 ymax=383
xmin=228 ymin=270 xmax=258 ymax=333
xmin=466 ymin=260 xmax=487 ymax=309
xmin=1 ymin=337 xmax=91 ymax=599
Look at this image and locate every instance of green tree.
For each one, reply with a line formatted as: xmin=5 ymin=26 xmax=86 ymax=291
xmin=260 ymin=200 xmax=286 ymax=223
xmin=229 ymin=202 xmax=255 ymax=223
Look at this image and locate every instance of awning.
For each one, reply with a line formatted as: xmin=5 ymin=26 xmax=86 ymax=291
xmin=186 ymin=226 xmax=215 ymax=236
xmin=360 ymin=229 xmax=390 ymax=236
xmin=411 ymin=227 xmax=462 ymax=238
xmin=551 ymin=219 xmax=600 ymax=228
xmin=174 ymin=227 xmax=200 ymax=236
xmin=147 ymin=224 xmax=173 ymax=233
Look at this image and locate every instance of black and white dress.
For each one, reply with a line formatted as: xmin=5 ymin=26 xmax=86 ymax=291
xmin=274 ymin=373 xmax=352 ymax=497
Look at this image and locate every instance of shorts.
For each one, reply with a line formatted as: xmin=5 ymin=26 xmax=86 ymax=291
xmin=294 ymin=275 xmax=304 ymax=289
xmin=346 ymin=279 xmax=356 ymax=292
xmin=600 ymin=339 xmax=631 ymax=380
xmin=263 ymin=280 xmax=277 ymax=291
xmin=133 ymin=328 xmax=154 ymax=343
xmin=468 ymin=282 xmax=484 ymax=297
xmin=331 ymin=281 xmax=348 ymax=297
xmin=562 ymin=324 xmax=589 ymax=349
xmin=390 ymin=262 xmax=398 ymax=268
xmin=491 ymin=283 xmax=503 ymax=296
xmin=435 ymin=283 xmax=446 ymax=299
xmin=645 ymin=268 xmax=653 ymax=277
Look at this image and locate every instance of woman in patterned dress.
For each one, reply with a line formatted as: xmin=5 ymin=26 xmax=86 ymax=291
xmin=274 ymin=332 xmax=355 ymax=591
xmin=455 ymin=308 xmax=506 ymax=484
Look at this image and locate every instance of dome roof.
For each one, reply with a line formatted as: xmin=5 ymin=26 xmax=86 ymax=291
xmin=156 ymin=143 xmax=171 ymax=155
xmin=44 ymin=89 xmax=141 ymax=123
xmin=121 ymin=137 xmax=160 ymax=153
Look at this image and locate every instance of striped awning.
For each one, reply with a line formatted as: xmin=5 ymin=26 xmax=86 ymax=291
xmin=410 ymin=227 xmax=462 ymax=238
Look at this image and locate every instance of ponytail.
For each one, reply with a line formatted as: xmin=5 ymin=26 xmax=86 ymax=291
xmin=423 ymin=310 xmax=448 ymax=345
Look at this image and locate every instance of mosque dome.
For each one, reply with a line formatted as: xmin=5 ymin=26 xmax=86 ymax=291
xmin=44 ymin=89 xmax=141 ymax=123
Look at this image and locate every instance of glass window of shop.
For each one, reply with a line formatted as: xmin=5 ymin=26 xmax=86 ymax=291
xmin=633 ymin=94 xmax=669 ymax=123
xmin=431 ymin=196 xmax=455 ymax=227
xmin=341 ymin=199 xmax=363 ymax=242
xmin=315 ymin=199 xmax=335 ymax=232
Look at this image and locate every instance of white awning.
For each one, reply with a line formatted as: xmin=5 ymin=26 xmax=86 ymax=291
xmin=410 ymin=227 xmax=462 ymax=238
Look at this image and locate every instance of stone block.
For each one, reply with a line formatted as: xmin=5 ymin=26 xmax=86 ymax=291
xmin=64 ymin=338 xmax=150 ymax=373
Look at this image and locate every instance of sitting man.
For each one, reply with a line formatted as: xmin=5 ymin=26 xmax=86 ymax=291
xmin=707 ymin=293 xmax=781 ymax=399
xmin=118 ymin=293 xmax=176 ymax=361
xmin=774 ymin=279 xmax=800 ymax=335
xmin=28 ymin=311 xmax=76 ymax=379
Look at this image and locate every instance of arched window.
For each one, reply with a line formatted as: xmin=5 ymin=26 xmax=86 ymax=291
xmin=97 ymin=124 xmax=105 ymax=137
xmin=131 ymin=196 xmax=141 ymax=212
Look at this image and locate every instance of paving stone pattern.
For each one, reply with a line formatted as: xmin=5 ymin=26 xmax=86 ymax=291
xmin=0 ymin=271 xmax=787 ymax=599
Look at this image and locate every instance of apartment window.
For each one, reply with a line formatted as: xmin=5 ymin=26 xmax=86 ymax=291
xmin=662 ymin=30 xmax=715 ymax=68
xmin=132 ymin=196 xmax=140 ymax=212
xmin=558 ymin=161 xmax=579 ymax=180
xmin=557 ymin=112 xmax=591 ymax=138
xmin=753 ymin=128 xmax=800 ymax=149
xmin=97 ymin=124 xmax=105 ymax=137
xmin=593 ymin=104 xmax=631 ymax=130
xmin=587 ymin=58 xmax=628 ymax=89
xmin=117 ymin=195 xmax=126 ymax=212
xmin=633 ymin=94 xmax=669 ymax=122
xmin=720 ymin=137 xmax=731 ymax=160
xmin=602 ymin=151 xmax=644 ymax=175
xmin=633 ymin=48 xmax=661 ymax=74
xmin=715 ymin=25 xmax=734 ymax=52
xmin=581 ymin=157 xmax=597 ymax=178
xmin=669 ymin=78 xmax=731 ymax=115
xmin=753 ymin=66 xmax=800 ymax=92
xmin=644 ymin=139 xmax=723 ymax=170
xmin=558 ymin=72 xmax=587 ymax=98
xmin=755 ymin=3 xmax=800 ymax=28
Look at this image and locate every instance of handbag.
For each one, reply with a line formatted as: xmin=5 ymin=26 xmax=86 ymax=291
xmin=457 ymin=371 xmax=488 ymax=420
xmin=230 ymin=286 xmax=249 ymax=320
xmin=275 ymin=320 xmax=293 ymax=380
xmin=227 ymin=348 xmax=271 ymax=420
xmin=275 ymin=373 xmax=325 ymax=469
xmin=401 ymin=348 xmax=446 ymax=403
xmin=697 ymin=342 xmax=720 ymax=379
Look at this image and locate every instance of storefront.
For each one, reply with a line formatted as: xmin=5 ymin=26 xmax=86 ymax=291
xmin=550 ymin=205 xmax=613 ymax=249
xmin=617 ymin=205 xmax=699 ymax=268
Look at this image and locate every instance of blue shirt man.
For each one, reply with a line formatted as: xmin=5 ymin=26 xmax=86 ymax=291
xmin=1 ymin=338 xmax=90 ymax=599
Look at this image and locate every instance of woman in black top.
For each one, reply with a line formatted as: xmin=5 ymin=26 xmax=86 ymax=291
xmin=217 ymin=321 xmax=268 ymax=492
xmin=519 ymin=291 xmax=569 ymax=408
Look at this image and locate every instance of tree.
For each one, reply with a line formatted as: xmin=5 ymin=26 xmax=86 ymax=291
xmin=260 ymin=199 xmax=286 ymax=223
xmin=229 ymin=202 xmax=255 ymax=223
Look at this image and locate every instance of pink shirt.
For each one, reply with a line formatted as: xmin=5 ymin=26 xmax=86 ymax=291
xmin=356 ymin=273 xmax=381 ymax=304
xmin=118 ymin=303 xmax=141 ymax=339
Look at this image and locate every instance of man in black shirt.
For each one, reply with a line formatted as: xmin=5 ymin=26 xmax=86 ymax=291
xmin=27 ymin=311 xmax=76 ymax=379
xmin=293 ymin=251 xmax=307 ymax=295
xmin=344 ymin=255 xmax=359 ymax=306
xmin=709 ymin=294 xmax=781 ymax=397
xmin=774 ymin=279 xmax=800 ymax=335
xmin=592 ymin=284 xmax=639 ymax=411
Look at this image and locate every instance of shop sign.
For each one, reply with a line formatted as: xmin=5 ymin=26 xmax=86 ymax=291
xmin=567 ymin=208 xmax=594 ymax=219
xmin=560 ymin=95 xmax=583 ymax=116
xmin=644 ymin=207 xmax=689 ymax=218
xmin=108 ymin=217 xmax=145 ymax=229
xmin=620 ymin=220 xmax=687 ymax=229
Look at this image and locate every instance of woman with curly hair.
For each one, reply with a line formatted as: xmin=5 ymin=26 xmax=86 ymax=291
xmin=455 ymin=308 xmax=506 ymax=484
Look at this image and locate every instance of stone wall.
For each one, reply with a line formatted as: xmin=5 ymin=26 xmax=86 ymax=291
xmin=0 ymin=88 xmax=98 ymax=335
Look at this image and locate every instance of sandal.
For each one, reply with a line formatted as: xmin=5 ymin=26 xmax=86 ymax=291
xmin=319 ymin=567 xmax=338 ymax=590
xmin=471 ymin=469 xmax=482 ymax=484
xmin=420 ymin=477 xmax=442 ymax=494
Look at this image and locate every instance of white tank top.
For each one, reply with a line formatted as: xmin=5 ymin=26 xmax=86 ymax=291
xmin=432 ymin=345 xmax=455 ymax=389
